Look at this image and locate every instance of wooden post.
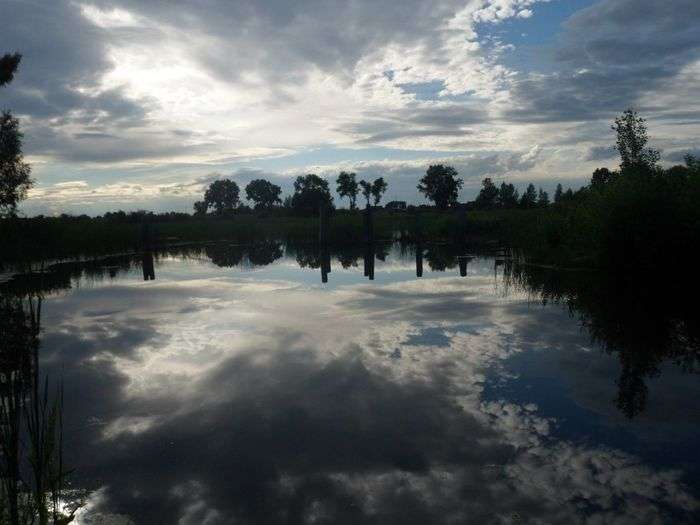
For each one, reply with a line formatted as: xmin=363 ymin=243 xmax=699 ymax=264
xmin=318 ymin=204 xmax=328 ymax=245
xmin=140 ymin=221 xmax=152 ymax=249
xmin=363 ymin=205 xmax=374 ymax=243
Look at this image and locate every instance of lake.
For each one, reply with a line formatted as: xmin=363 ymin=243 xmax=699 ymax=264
xmin=1 ymin=241 xmax=698 ymax=524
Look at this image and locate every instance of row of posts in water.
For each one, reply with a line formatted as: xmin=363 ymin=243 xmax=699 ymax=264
xmin=139 ymin=206 xmax=480 ymax=283
xmin=138 ymin=246 xmax=475 ymax=283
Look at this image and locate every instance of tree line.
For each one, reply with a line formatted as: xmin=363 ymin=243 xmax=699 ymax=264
xmin=193 ymin=165 xmax=467 ymax=216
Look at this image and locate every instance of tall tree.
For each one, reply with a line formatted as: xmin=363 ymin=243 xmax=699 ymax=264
xmin=336 ymin=171 xmax=359 ymax=209
xmin=554 ymin=183 xmax=563 ymax=203
xmin=474 ymin=178 xmax=499 ymax=209
xmin=537 ymin=188 xmax=550 ymax=207
xmin=497 ymin=182 xmax=519 ymax=208
xmin=612 ymin=109 xmax=660 ymax=172
xmin=519 ymin=183 xmax=537 ymax=208
xmin=0 ymin=53 xmax=32 ymax=217
xmin=245 ymin=179 xmax=282 ymax=210
xmin=291 ymin=174 xmax=333 ymax=213
xmin=371 ymin=177 xmax=387 ymax=206
xmin=359 ymin=179 xmax=372 ymax=207
xmin=203 ymin=179 xmax=240 ymax=214
xmin=417 ymin=165 xmax=463 ymax=209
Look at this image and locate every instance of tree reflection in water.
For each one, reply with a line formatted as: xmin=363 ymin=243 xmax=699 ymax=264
xmin=1 ymin=241 xmax=698 ymax=523
xmin=500 ymin=256 xmax=699 ymax=418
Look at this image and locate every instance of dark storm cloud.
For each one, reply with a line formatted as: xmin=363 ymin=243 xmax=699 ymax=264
xmin=507 ymin=0 xmax=700 ymax=122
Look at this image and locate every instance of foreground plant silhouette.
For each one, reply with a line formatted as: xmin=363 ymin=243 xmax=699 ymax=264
xmin=1 ymin=294 xmax=82 ymax=524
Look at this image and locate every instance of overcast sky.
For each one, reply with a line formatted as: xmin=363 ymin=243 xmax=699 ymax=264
xmin=2 ymin=0 xmax=699 ymax=215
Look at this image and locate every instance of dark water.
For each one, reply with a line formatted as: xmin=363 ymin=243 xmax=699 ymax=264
xmin=1 ymin=242 xmax=699 ymax=524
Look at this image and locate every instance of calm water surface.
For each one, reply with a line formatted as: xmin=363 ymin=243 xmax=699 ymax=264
xmin=2 ymin=242 xmax=699 ymax=524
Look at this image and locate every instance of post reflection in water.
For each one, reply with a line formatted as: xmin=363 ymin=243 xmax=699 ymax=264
xmin=363 ymin=243 xmax=375 ymax=280
xmin=1 ymin=241 xmax=698 ymax=524
xmin=142 ymin=252 xmax=155 ymax=281
xmin=415 ymin=243 xmax=423 ymax=278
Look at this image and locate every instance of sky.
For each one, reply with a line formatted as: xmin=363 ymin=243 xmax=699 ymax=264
xmin=2 ymin=0 xmax=700 ymax=215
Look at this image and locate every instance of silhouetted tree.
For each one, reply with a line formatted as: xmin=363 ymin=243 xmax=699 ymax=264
xmin=0 ymin=52 xmax=21 ymax=87
xmin=475 ymin=178 xmax=499 ymax=209
xmin=359 ymin=179 xmax=372 ymax=207
xmin=519 ymin=183 xmax=537 ymax=208
xmin=537 ymin=188 xmax=549 ymax=207
xmin=336 ymin=171 xmax=359 ymax=210
xmin=591 ymin=167 xmax=614 ymax=187
xmin=356 ymin=176 xmax=389 ymax=212
xmin=0 ymin=113 xmax=33 ymax=217
xmin=291 ymin=174 xmax=333 ymax=214
xmin=193 ymin=200 xmax=208 ymax=216
xmin=0 ymin=53 xmax=32 ymax=217
xmin=200 ymin=179 xmax=240 ymax=215
xmin=612 ymin=109 xmax=660 ymax=172
xmin=497 ymin=182 xmax=519 ymax=208
xmin=554 ymin=183 xmax=563 ymax=203
xmin=417 ymin=165 xmax=463 ymax=209
xmin=245 ymin=179 xmax=281 ymax=210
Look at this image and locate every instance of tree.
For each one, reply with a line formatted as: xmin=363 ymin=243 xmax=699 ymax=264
xmin=336 ymin=171 xmax=358 ymax=209
xmin=359 ymin=180 xmax=372 ymax=207
xmin=291 ymin=174 xmax=333 ymax=214
xmin=203 ymin=179 xmax=240 ymax=215
xmin=417 ymin=165 xmax=463 ymax=209
xmin=1 ymin=53 xmax=32 ymax=217
xmin=519 ymin=183 xmax=537 ymax=208
xmin=591 ymin=167 xmax=614 ymax=188
xmin=497 ymin=182 xmax=519 ymax=208
xmin=370 ymin=177 xmax=388 ymax=206
xmin=475 ymin=178 xmax=499 ymax=209
xmin=245 ymin=179 xmax=282 ymax=210
xmin=537 ymin=188 xmax=550 ymax=207
xmin=612 ymin=109 xmax=660 ymax=172
xmin=193 ymin=200 xmax=208 ymax=216
xmin=554 ymin=183 xmax=563 ymax=203
xmin=0 ymin=53 xmax=21 ymax=87
xmin=0 ymin=113 xmax=33 ymax=217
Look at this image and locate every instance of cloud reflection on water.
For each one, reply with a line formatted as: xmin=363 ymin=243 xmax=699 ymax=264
xmin=23 ymin=259 xmax=700 ymax=523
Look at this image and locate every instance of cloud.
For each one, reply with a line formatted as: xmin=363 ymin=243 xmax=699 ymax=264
xmin=3 ymin=0 xmax=700 ymax=214
xmin=584 ymin=145 xmax=616 ymax=161
xmin=665 ymin=149 xmax=700 ymax=163
xmin=507 ymin=0 xmax=700 ymax=122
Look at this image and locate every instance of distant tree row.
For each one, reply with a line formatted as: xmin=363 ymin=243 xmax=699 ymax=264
xmin=193 ymin=164 xmax=467 ymax=216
